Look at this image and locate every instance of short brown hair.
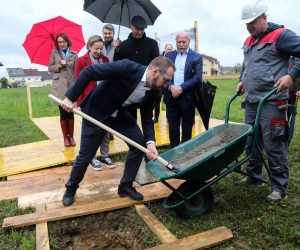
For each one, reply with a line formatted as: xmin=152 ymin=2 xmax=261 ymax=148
xmin=102 ymin=24 xmax=115 ymax=34
xmin=149 ymin=56 xmax=176 ymax=75
xmin=86 ymin=35 xmax=103 ymax=50
xmin=55 ymin=33 xmax=72 ymax=50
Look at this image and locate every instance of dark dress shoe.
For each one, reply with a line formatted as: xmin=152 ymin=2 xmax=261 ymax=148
xmin=109 ymin=133 xmax=114 ymax=140
xmin=62 ymin=189 xmax=76 ymax=206
xmin=118 ymin=185 xmax=144 ymax=201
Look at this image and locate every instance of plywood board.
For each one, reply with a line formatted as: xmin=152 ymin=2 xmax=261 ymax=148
xmin=0 ymin=140 xmax=68 ymax=177
xmin=0 ymin=164 xmax=124 ymax=201
xmin=3 ymin=180 xmax=182 ymax=229
xmin=146 ymin=226 xmax=233 ymax=250
xmin=18 ymin=179 xmax=120 ymax=208
xmin=0 ymin=113 xmax=209 ymax=177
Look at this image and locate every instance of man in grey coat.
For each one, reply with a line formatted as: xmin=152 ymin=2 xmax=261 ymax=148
xmin=236 ymin=0 xmax=300 ymax=202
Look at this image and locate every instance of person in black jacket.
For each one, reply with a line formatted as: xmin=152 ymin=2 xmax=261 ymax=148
xmin=114 ymin=16 xmax=160 ymax=120
xmin=60 ymin=57 xmax=175 ymax=206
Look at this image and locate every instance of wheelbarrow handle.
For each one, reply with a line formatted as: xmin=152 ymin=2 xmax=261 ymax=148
xmin=278 ymin=104 xmax=296 ymax=110
xmin=48 ymin=94 xmax=180 ymax=173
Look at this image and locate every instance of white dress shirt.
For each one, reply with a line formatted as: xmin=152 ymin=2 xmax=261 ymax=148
xmin=174 ymin=49 xmax=189 ymax=86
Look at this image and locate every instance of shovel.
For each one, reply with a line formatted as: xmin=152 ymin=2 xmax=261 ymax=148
xmin=48 ymin=94 xmax=180 ymax=173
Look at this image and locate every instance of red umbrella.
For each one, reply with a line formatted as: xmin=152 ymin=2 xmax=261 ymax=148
xmin=22 ymin=16 xmax=85 ymax=66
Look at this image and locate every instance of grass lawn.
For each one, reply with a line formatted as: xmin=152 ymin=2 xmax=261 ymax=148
xmin=1 ymin=81 xmax=300 ymax=249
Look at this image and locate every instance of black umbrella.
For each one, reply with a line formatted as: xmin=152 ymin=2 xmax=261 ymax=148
xmin=83 ymin=0 xmax=161 ymax=38
xmin=195 ymin=81 xmax=217 ymax=130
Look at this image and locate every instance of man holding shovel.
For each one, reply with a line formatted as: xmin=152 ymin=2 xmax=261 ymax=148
xmin=60 ymin=56 xmax=175 ymax=206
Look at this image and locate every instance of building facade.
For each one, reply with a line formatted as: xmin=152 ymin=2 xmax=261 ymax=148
xmin=201 ymin=55 xmax=221 ymax=76
xmin=5 ymin=68 xmax=52 ymax=87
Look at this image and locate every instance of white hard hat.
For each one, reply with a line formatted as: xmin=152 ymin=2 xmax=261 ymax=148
xmin=241 ymin=0 xmax=268 ymax=24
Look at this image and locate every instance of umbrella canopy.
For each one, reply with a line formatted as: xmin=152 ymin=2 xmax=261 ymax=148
xmin=84 ymin=0 xmax=161 ymax=37
xmin=0 ymin=62 xmax=3 ymax=67
xmin=22 ymin=16 xmax=85 ymax=66
xmin=195 ymin=81 xmax=217 ymax=130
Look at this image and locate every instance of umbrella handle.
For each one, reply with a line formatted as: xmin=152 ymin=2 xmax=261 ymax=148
xmin=48 ymin=94 xmax=179 ymax=173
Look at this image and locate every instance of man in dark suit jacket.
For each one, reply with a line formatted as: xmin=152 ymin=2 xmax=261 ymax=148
xmin=60 ymin=57 xmax=175 ymax=206
xmin=114 ymin=15 xmax=160 ymax=120
xmin=164 ymin=32 xmax=203 ymax=148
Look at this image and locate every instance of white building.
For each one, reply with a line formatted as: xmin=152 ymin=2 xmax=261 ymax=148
xmin=5 ymin=68 xmax=52 ymax=87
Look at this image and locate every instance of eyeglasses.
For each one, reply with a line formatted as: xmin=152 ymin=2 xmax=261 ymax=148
xmin=57 ymin=41 xmax=67 ymax=44
xmin=159 ymin=69 xmax=172 ymax=82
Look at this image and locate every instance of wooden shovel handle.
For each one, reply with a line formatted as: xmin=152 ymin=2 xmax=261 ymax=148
xmin=48 ymin=94 xmax=179 ymax=172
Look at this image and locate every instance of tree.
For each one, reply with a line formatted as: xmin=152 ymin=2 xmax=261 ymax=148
xmin=233 ymin=63 xmax=242 ymax=74
xmin=0 ymin=77 xmax=8 ymax=88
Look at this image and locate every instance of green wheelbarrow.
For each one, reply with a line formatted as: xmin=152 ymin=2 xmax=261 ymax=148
xmin=146 ymin=89 xmax=277 ymax=217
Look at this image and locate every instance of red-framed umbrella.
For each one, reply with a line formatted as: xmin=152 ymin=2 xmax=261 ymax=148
xmin=22 ymin=16 xmax=85 ymax=66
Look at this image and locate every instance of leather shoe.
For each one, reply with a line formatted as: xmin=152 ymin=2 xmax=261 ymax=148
xmin=62 ymin=189 xmax=76 ymax=206
xmin=118 ymin=185 xmax=144 ymax=201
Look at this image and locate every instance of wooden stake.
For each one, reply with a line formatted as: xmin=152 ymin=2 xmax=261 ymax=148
xmin=35 ymin=204 xmax=50 ymax=250
xmin=135 ymin=204 xmax=177 ymax=243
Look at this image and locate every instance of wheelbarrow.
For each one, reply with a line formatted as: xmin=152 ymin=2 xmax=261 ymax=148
xmin=146 ymin=88 xmax=277 ymax=217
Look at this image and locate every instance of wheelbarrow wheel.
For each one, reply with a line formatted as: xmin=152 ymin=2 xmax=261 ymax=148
xmin=175 ymin=181 xmax=214 ymax=218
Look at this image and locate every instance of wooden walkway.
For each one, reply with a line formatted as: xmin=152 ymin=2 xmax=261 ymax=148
xmin=1 ymin=163 xmax=233 ymax=249
xmin=0 ymin=112 xmax=224 ymax=177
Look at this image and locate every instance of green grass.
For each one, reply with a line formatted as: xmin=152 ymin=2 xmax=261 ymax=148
xmin=0 ymin=201 xmax=35 ymax=249
xmin=1 ymin=81 xmax=300 ymax=249
xmin=0 ymin=87 xmax=57 ymax=147
xmin=210 ymin=79 xmax=243 ymax=122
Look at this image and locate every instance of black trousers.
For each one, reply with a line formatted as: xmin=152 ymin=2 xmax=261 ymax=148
xmin=65 ymin=111 xmax=146 ymax=191
xmin=166 ymin=95 xmax=195 ymax=148
xmin=59 ymin=106 xmax=74 ymax=120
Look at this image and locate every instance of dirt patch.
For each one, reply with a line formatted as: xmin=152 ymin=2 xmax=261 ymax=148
xmin=48 ymin=208 xmax=159 ymax=249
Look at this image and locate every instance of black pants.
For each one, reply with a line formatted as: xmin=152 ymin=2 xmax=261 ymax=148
xmin=59 ymin=106 xmax=74 ymax=120
xmin=166 ymin=96 xmax=195 ymax=148
xmin=65 ymin=111 xmax=146 ymax=191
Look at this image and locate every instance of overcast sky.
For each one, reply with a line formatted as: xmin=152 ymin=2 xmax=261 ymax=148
xmin=0 ymin=0 xmax=299 ymax=77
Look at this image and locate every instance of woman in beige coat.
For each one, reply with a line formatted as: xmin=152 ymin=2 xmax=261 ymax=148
xmin=48 ymin=33 xmax=77 ymax=147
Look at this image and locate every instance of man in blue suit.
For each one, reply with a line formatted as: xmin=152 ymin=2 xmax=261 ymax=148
xmin=164 ymin=32 xmax=203 ymax=148
xmin=60 ymin=57 xmax=175 ymax=206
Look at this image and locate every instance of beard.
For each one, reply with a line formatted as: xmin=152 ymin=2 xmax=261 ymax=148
xmin=104 ymin=40 xmax=112 ymax=47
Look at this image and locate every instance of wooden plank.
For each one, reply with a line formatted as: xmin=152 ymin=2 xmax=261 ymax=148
xmin=146 ymin=226 xmax=233 ymax=250
xmin=3 ymin=180 xmax=182 ymax=229
xmin=0 ymin=165 xmax=124 ymax=201
xmin=203 ymin=74 xmax=239 ymax=80
xmin=26 ymin=83 xmax=33 ymax=119
xmin=0 ymin=140 xmax=68 ymax=177
xmin=0 ymin=114 xmax=208 ymax=178
xmin=135 ymin=204 xmax=177 ymax=243
xmin=35 ymin=204 xmax=50 ymax=250
xmin=7 ymin=165 xmax=72 ymax=181
xmin=18 ymin=179 xmax=120 ymax=208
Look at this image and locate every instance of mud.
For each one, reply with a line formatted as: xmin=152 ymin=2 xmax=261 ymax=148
xmin=160 ymin=125 xmax=248 ymax=173
xmin=48 ymin=208 xmax=159 ymax=249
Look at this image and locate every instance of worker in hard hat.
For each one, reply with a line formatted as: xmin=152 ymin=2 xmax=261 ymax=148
xmin=235 ymin=0 xmax=300 ymax=202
